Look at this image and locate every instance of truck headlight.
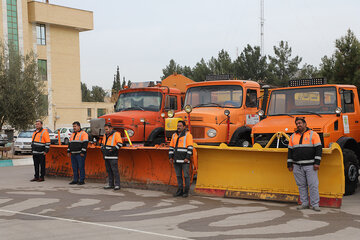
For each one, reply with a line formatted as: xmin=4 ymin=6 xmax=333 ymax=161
xmin=257 ymin=110 xmax=265 ymax=117
xmin=167 ymin=110 xmax=175 ymax=118
xmin=207 ymin=129 xmax=217 ymax=138
xmin=184 ymin=105 xmax=192 ymax=114
xmin=335 ymin=107 xmax=342 ymax=115
xmin=127 ymin=129 xmax=134 ymax=137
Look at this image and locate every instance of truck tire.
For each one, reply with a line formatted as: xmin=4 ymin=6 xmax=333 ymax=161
xmin=343 ymin=149 xmax=359 ymax=196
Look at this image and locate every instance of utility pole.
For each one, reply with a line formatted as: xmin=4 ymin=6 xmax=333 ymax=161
xmin=260 ymin=0 xmax=265 ymax=56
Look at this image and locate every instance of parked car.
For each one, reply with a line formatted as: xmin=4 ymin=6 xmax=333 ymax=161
xmin=82 ymin=127 xmax=94 ymax=142
xmin=46 ymin=128 xmax=58 ymax=145
xmin=14 ymin=131 xmax=33 ymax=154
xmin=0 ymin=133 xmax=8 ymax=146
xmin=54 ymin=127 xmax=73 ymax=145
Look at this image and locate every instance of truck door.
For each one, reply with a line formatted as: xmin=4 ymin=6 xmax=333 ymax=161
xmin=245 ymin=89 xmax=260 ymax=125
xmin=341 ymin=89 xmax=360 ymax=139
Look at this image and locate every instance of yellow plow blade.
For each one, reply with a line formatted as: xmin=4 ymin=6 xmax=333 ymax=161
xmin=195 ymin=143 xmax=345 ymax=208
xmin=47 ymin=145 xmax=194 ymax=191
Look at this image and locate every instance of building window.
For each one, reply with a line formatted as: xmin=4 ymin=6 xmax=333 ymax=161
xmin=7 ymin=0 xmax=19 ymax=50
xmin=38 ymin=59 xmax=47 ymax=81
xmin=87 ymin=108 xmax=92 ymax=117
xmin=36 ymin=24 xmax=46 ymax=45
xmin=97 ymin=108 xmax=106 ymax=117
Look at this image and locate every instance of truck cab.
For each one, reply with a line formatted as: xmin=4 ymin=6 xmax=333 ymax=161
xmin=100 ymin=85 xmax=183 ymax=146
xmin=166 ymin=79 xmax=261 ymax=147
xmin=252 ymin=78 xmax=360 ymax=195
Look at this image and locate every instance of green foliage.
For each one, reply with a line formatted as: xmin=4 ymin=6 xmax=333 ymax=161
xmin=111 ymin=66 xmax=121 ymax=96
xmin=234 ymin=45 xmax=268 ymax=80
xmin=0 ymin=42 xmax=47 ymax=130
xmin=321 ymin=29 xmax=360 ymax=88
xmin=297 ymin=63 xmax=321 ymax=79
xmin=268 ymin=41 xmax=302 ymax=86
xmin=81 ymin=82 xmax=107 ymax=102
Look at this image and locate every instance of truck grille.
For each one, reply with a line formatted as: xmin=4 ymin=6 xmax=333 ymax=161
xmin=191 ymin=127 xmax=205 ymax=138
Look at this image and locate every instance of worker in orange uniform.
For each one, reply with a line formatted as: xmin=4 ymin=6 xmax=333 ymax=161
xmin=169 ymin=120 xmax=194 ymax=198
xmin=288 ymin=117 xmax=322 ymax=212
xmin=101 ymin=123 xmax=123 ymax=190
xmin=30 ymin=120 xmax=50 ymax=182
xmin=67 ymin=121 xmax=89 ymax=185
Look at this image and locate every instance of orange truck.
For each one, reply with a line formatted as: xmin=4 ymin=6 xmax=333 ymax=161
xmin=252 ymin=78 xmax=360 ymax=195
xmin=99 ymin=74 xmax=193 ymax=146
xmin=166 ymin=75 xmax=262 ymax=147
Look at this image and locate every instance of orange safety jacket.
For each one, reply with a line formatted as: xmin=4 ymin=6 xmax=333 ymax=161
xmin=287 ymin=128 xmax=322 ymax=168
xmin=101 ymin=130 xmax=123 ymax=160
xmin=31 ymin=128 xmax=50 ymax=155
xmin=67 ymin=130 xmax=89 ymax=155
xmin=169 ymin=130 xmax=194 ymax=163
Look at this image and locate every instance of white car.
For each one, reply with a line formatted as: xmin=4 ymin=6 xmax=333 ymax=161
xmin=46 ymin=128 xmax=58 ymax=145
xmin=14 ymin=131 xmax=33 ymax=154
xmin=54 ymin=127 xmax=73 ymax=145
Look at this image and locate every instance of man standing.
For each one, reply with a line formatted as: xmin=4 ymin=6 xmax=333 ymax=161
xmin=67 ymin=121 xmax=88 ymax=185
xmin=288 ymin=117 xmax=322 ymax=211
xmin=169 ymin=120 xmax=194 ymax=198
xmin=30 ymin=120 xmax=50 ymax=182
xmin=101 ymin=123 xmax=123 ymax=190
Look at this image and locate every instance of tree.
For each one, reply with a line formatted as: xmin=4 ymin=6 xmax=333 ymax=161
xmin=111 ymin=66 xmax=121 ymax=96
xmin=0 ymin=42 xmax=47 ymax=130
xmin=296 ymin=63 xmax=321 ymax=79
xmin=127 ymin=80 xmax=132 ymax=88
xmin=121 ymin=77 xmax=126 ymax=89
xmin=192 ymin=58 xmax=211 ymax=82
xmin=234 ymin=45 xmax=268 ymax=81
xmin=268 ymin=41 xmax=302 ymax=86
xmin=321 ymin=29 xmax=360 ymax=88
xmin=91 ymin=86 xmax=107 ymax=102
xmin=81 ymin=82 xmax=92 ymax=102
xmin=208 ymin=49 xmax=233 ymax=75
xmin=161 ymin=59 xmax=183 ymax=80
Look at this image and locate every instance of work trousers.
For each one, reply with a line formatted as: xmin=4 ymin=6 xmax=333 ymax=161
xmin=71 ymin=154 xmax=86 ymax=182
xmin=33 ymin=154 xmax=46 ymax=178
xmin=104 ymin=159 xmax=120 ymax=187
xmin=293 ymin=164 xmax=320 ymax=207
xmin=173 ymin=162 xmax=190 ymax=192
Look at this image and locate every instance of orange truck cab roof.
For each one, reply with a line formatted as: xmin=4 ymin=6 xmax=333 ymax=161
xmin=170 ymin=79 xmax=262 ymax=147
xmin=252 ymin=84 xmax=360 ymax=148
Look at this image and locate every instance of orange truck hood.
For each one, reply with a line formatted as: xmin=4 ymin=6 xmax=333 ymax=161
xmin=175 ymin=107 xmax=231 ymax=124
xmin=252 ymin=115 xmax=337 ymax=134
xmin=101 ymin=111 xmax=162 ymax=126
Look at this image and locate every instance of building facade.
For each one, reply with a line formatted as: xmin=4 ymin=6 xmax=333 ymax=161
xmin=0 ymin=0 xmax=113 ymax=130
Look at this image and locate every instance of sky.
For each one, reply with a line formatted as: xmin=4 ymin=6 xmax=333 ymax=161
xmin=54 ymin=0 xmax=360 ymax=90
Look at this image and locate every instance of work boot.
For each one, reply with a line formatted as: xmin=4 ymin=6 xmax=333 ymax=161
xmin=103 ymin=185 xmax=114 ymax=189
xmin=37 ymin=178 xmax=44 ymax=182
xmin=114 ymin=186 xmax=121 ymax=191
xmin=173 ymin=188 xmax=183 ymax=197
xmin=69 ymin=180 xmax=78 ymax=185
xmin=312 ymin=206 xmax=321 ymax=212
xmin=296 ymin=205 xmax=309 ymax=210
xmin=77 ymin=181 xmax=85 ymax=185
xmin=30 ymin=178 xmax=39 ymax=182
xmin=182 ymin=191 xmax=189 ymax=198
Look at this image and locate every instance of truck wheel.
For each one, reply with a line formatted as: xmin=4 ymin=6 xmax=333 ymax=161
xmin=145 ymin=135 xmax=165 ymax=147
xmin=343 ymin=149 xmax=359 ymax=196
xmin=235 ymin=137 xmax=252 ymax=147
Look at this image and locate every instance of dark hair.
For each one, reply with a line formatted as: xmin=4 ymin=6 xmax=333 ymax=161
xmin=72 ymin=121 xmax=81 ymax=127
xmin=104 ymin=123 xmax=112 ymax=128
xmin=35 ymin=119 xmax=43 ymax=124
xmin=178 ymin=120 xmax=186 ymax=126
xmin=295 ymin=117 xmax=306 ymax=123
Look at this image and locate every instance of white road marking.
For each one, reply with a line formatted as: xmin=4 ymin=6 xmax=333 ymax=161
xmin=0 ymin=209 xmax=193 ymax=240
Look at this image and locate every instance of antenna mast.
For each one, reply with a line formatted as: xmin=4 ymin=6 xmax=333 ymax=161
xmin=260 ymin=0 xmax=265 ymax=56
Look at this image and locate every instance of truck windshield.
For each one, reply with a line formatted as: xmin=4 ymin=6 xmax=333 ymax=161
xmin=115 ymin=91 xmax=163 ymax=112
xmin=268 ymin=87 xmax=337 ymax=116
xmin=185 ymin=85 xmax=243 ymax=108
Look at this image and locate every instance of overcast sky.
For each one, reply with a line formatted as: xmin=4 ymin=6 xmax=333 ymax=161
xmin=54 ymin=0 xmax=360 ymax=90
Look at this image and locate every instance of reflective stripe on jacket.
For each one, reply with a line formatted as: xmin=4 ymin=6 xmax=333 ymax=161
xmin=67 ymin=130 xmax=89 ymax=155
xmin=169 ymin=130 xmax=194 ymax=163
xmin=101 ymin=131 xmax=123 ymax=160
xmin=287 ymin=128 xmax=322 ymax=167
xmin=31 ymin=128 xmax=50 ymax=155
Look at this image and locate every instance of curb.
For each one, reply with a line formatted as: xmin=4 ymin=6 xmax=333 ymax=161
xmin=0 ymin=158 xmax=33 ymax=167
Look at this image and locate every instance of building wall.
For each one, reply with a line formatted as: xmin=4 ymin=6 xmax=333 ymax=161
xmin=1 ymin=0 xmax=113 ymax=130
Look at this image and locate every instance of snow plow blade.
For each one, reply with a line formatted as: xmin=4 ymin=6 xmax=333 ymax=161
xmin=47 ymin=145 xmax=194 ymax=191
xmin=195 ymin=142 xmax=345 ymax=208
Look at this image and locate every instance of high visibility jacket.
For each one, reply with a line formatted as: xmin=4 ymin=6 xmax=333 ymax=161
xmin=31 ymin=128 xmax=50 ymax=155
xmin=287 ymin=128 xmax=322 ymax=167
xmin=67 ymin=130 xmax=89 ymax=155
xmin=169 ymin=130 xmax=194 ymax=163
xmin=101 ymin=130 xmax=123 ymax=160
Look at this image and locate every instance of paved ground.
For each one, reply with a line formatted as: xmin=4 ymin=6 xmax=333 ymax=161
xmin=0 ymin=165 xmax=360 ymax=240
